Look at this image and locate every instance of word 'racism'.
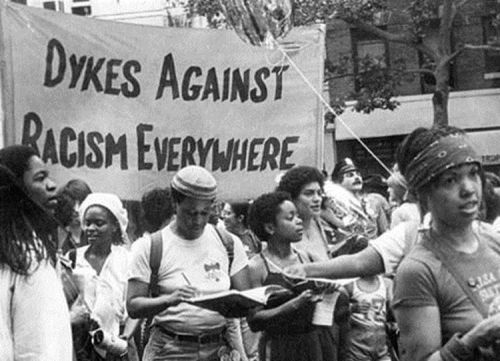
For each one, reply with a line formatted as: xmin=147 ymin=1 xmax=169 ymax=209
xmin=21 ymin=113 xmax=299 ymax=172
xmin=43 ymin=38 xmax=290 ymax=103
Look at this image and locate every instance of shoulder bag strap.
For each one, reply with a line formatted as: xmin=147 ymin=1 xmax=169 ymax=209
xmin=214 ymin=225 xmax=234 ymax=272
xmin=149 ymin=231 xmax=163 ymax=298
xmin=423 ymin=233 xmax=488 ymax=318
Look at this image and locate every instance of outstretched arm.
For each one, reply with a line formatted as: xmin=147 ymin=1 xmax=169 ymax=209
xmin=285 ymin=245 xmax=385 ymax=279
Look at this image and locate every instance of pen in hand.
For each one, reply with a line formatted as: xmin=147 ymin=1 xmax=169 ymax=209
xmin=181 ymin=272 xmax=191 ymax=285
xmin=180 ymin=272 xmax=199 ymax=300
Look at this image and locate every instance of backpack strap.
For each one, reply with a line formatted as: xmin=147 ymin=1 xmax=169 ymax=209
xmin=423 ymin=231 xmax=489 ymax=318
xmin=214 ymin=226 xmax=234 ymax=272
xmin=149 ymin=231 xmax=163 ymax=298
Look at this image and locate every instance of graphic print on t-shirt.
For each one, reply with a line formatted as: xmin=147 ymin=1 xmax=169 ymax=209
xmin=469 ymin=269 xmax=500 ymax=316
xmin=204 ymin=261 xmax=223 ymax=282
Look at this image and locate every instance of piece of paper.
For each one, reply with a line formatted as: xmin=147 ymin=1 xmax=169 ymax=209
xmin=312 ymin=291 xmax=339 ymax=326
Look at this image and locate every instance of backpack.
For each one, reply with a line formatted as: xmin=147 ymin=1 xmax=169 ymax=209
xmin=126 ymin=225 xmax=234 ymax=360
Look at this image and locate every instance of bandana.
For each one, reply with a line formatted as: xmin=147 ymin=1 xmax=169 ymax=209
xmin=405 ymin=134 xmax=480 ymax=191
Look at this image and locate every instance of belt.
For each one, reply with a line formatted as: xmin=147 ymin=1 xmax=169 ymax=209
xmin=158 ymin=327 xmax=224 ymax=344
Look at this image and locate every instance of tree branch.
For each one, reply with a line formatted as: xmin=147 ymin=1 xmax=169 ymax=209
xmin=404 ymin=68 xmax=436 ymax=77
xmin=463 ymin=44 xmax=500 ymax=51
xmin=442 ymin=48 xmax=463 ymax=64
xmin=438 ymin=0 xmax=455 ymax=57
xmin=349 ymin=19 xmax=415 ymax=45
xmin=345 ymin=18 xmax=437 ymax=61
xmin=324 ymin=67 xmax=436 ymax=83
xmin=456 ymin=0 xmax=473 ymax=10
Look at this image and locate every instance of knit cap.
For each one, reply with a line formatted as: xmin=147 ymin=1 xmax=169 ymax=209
xmin=171 ymin=166 xmax=217 ymax=200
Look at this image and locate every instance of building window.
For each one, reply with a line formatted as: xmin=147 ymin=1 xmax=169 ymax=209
xmin=482 ymin=15 xmax=500 ymax=79
xmin=11 ymin=0 xmax=27 ymax=4
xmin=350 ymin=28 xmax=388 ymax=92
xmin=72 ymin=6 xmax=91 ymax=16
xmin=43 ymin=1 xmax=56 ymax=10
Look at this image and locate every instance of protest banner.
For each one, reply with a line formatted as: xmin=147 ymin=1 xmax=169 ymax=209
xmin=0 ymin=1 xmax=325 ymax=200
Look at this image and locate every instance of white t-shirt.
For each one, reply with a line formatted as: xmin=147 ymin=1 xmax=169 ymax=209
xmin=128 ymin=224 xmax=248 ymax=334
xmin=0 ymin=260 xmax=72 ymax=361
xmin=370 ymin=217 xmax=489 ymax=276
xmin=369 ymin=221 xmax=421 ymax=275
xmin=72 ymin=245 xmax=130 ymax=339
xmin=492 ymin=217 xmax=500 ymax=233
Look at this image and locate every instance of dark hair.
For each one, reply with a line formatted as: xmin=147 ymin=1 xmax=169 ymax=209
xmin=277 ymin=166 xmax=324 ymax=200
xmin=248 ymin=191 xmax=291 ymax=242
xmin=0 ymin=165 xmax=57 ymax=275
xmin=363 ymin=173 xmax=388 ymax=198
xmin=0 ymin=145 xmax=37 ymax=188
xmin=54 ymin=179 xmax=92 ymax=227
xmin=141 ymin=187 xmax=175 ymax=232
xmin=60 ymin=179 xmax=92 ymax=204
xmin=54 ymin=192 xmax=76 ymax=227
xmin=226 ymin=201 xmax=251 ymax=228
xmin=482 ymin=172 xmax=500 ymax=224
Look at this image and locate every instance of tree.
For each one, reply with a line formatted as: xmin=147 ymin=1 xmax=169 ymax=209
xmin=187 ymin=0 xmax=500 ymax=125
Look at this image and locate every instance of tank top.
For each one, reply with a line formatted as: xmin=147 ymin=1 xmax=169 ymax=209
xmin=260 ymin=252 xmax=316 ymax=335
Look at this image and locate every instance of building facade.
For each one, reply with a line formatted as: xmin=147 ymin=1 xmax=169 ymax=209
xmin=17 ymin=0 xmax=188 ymax=26
xmin=324 ymin=0 xmax=500 ymax=177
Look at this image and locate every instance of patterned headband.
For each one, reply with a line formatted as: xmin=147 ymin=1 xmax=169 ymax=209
xmin=405 ymin=134 xmax=481 ymax=191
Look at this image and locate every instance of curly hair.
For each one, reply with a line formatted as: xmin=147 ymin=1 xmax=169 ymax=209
xmin=277 ymin=166 xmax=324 ymax=200
xmin=248 ymin=191 xmax=291 ymax=242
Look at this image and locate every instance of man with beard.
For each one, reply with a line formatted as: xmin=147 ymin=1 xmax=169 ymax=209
xmin=322 ymin=158 xmax=388 ymax=256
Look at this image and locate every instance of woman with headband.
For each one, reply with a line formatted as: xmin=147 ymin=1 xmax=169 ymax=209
xmin=284 ymin=127 xmax=495 ymax=283
xmin=392 ymin=127 xmax=500 ymax=360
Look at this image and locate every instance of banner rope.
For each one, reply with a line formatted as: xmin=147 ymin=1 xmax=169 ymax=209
xmin=275 ymin=41 xmax=393 ymax=176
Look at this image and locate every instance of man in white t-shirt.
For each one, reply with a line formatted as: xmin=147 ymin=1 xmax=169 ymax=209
xmin=127 ymin=166 xmax=251 ymax=361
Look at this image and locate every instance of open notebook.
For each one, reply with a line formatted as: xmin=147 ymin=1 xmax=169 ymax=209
xmin=187 ymin=285 xmax=292 ymax=316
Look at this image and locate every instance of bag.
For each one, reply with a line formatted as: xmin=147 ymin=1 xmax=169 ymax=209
xmin=58 ymin=250 xmax=80 ymax=307
xmin=125 ymin=231 xmax=163 ymax=361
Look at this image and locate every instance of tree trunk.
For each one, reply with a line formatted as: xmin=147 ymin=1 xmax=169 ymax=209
xmin=432 ymin=61 xmax=450 ymax=126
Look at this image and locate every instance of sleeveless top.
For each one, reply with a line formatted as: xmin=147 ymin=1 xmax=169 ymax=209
xmin=259 ymin=252 xmax=316 ymax=335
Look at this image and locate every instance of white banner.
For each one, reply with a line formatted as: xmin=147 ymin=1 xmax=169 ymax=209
xmin=1 ymin=2 xmax=325 ymax=201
